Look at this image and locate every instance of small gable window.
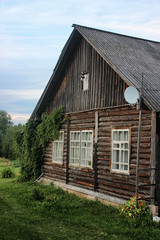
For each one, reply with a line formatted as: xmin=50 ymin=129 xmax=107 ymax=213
xmin=80 ymin=72 xmax=89 ymax=91
xmin=52 ymin=131 xmax=64 ymax=164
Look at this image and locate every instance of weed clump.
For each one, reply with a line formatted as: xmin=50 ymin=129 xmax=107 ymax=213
xmin=1 ymin=167 xmax=15 ymax=178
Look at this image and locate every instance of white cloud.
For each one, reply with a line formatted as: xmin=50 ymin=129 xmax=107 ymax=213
xmin=10 ymin=113 xmax=30 ymax=125
xmin=0 ymin=89 xmax=43 ymax=101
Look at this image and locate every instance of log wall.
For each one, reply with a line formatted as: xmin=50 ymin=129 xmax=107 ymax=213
xmin=43 ymin=105 xmax=152 ymax=200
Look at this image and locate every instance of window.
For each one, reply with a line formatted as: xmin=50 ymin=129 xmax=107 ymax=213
xmin=80 ymin=72 xmax=89 ymax=91
xmin=52 ymin=131 xmax=64 ymax=163
xmin=111 ymin=129 xmax=130 ymax=174
xmin=70 ymin=130 xmax=93 ymax=167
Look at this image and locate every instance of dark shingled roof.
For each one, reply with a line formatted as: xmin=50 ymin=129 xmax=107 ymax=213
xmin=32 ymin=24 xmax=160 ymax=118
xmin=73 ymin=24 xmax=160 ymax=112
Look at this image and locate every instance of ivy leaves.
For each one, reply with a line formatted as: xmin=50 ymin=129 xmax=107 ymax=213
xmin=20 ymin=106 xmax=64 ymax=181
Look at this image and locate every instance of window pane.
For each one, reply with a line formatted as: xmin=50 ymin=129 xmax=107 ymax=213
xmin=120 ymin=164 xmax=124 ymax=171
xmin=124 ymin=143 xmax=128 ymax=149
xmin=81 ymin=132 xmax=85 ymax=140
xmin=59 ymin=142 xmax=63 ymax=149
xmin=77 ymin=132 xmax=80 ymax=140
xmin=87 ymin=148 xmax=92 ymax=160
xmin=113 ymin=131 xmax=118 ymax=141
xmin=89 ymin=132 xmax=92 ymax=141
xmin=75 ymin=142 xmax=80 ymax=147
xmin=54 ymin=143 xmax=57 ymax=160
xmin=124 ymin=151 xmax=128 ymax=163
xmin=112 ymin=163 xmax=119 ymax=170
xmin=121 ymin=143 xmax=124 ymax=149
xmin=70 ymin=132 xmax=74 ymax=140
xmin=124 ymin=165 xmax=128 ymax=171
xmin=74 ymin=159 xmax=79 ymax=165
xmin=70 ymin=158 xmax=74 ymax=164
xmin=75 ymin=148 xmax=80 ymax=158
xmin=59 ymin=132 xmax=63 ymax=141
xmin=119 ymin=131 xmax=123 ymax=141
xmin=113 ymin=143 xmax=119 ymax=148
xmin=87 ymin=142 xmax=92 ymax=148
xmin=121 ymin=151 xmax=123 ymax=163
xmin=74 ymin=132 xmax=77 ymax=140
xmin=81 ymin=148 xmax=85 ymax=159
xmin=113 ymin=150 xmax=119 ymax=163
xmin=124 ymin=131 xmax=128 ymax=141
xmin=81 ymin=160 xmax=85 ymax=166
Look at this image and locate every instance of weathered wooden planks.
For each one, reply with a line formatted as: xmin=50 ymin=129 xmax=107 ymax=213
xmin=48 ymin=38 xmax=127 ymax=114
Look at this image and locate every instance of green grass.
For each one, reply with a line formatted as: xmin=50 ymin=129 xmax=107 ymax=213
xmin=0 ymin=158 xmax=160 ymax=239
xmin=0 ymin=180 xmax=160 ymax=240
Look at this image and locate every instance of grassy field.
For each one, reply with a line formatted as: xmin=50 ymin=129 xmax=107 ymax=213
xmin=0 ymin=159 xmax=160 ymax=240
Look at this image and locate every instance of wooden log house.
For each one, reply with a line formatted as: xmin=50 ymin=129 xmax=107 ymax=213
xmin=32 ymin=24 xmax=160 ymax=212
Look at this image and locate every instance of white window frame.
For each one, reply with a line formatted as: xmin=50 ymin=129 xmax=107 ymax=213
xmin=81 ymin=73 xmax=89 ymax=91
xmin=52 ymin=131 xmax=64 ymax=164
xmin=70 ymin=130 xmax=93 ymax=168
xmin=111 ymin=129 xmax=130 ymax=174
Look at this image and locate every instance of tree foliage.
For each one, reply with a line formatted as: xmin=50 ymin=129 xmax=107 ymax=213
xmin=2 ymin=124 xmax=23 ymax=160
xmin=20 ymin=107 xmax=64 ymax=181
xmin=0 ymin=110 xmax=12 ymax=156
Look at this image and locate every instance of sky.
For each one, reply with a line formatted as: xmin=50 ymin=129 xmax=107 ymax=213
xmin=1 ymin=0 xmax=160 ymax=125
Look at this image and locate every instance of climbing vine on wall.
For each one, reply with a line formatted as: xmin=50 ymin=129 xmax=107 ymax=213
xmin=20 ymin=106 xmax=64 ymax=181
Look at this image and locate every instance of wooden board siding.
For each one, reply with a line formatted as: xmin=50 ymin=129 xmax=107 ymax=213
xmin=48 ymin=38 xmax=127 ymax=114
xmin=43 ymin=106 xmax=152 ymax=201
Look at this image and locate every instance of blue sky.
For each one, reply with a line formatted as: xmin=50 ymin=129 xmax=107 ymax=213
xmin=1 ymin=0 xmax=160 ymax=125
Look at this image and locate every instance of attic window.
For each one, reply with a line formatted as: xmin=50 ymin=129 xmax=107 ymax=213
xmin=80 ymin=72 xmax=89 ymax=91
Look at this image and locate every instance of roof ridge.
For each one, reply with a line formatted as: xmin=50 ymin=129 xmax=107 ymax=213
xmin=72 ymin=23 xmax=160 ymax=44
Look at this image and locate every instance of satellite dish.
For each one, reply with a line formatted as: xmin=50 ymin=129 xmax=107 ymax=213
xmin=124 ymin=86 xmax=139 ymax=105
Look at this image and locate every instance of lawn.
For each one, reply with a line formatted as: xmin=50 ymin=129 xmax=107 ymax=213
xmin=0 ymin=160 xmax=160 ymax=240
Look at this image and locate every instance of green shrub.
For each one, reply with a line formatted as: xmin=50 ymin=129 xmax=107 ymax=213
xmin=1 ymin=166 xmax=15 ymax=178
xmin=121 ymin=195 xmax=150 ymax=218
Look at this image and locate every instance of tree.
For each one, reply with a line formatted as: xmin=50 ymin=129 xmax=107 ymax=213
xmin=2 ymin=126 xmax=15 ymax=159
xmin=2 ymin=124 xmax=23 ymax=160
xmin=0 ymin=110 xmax=13 ymax=156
